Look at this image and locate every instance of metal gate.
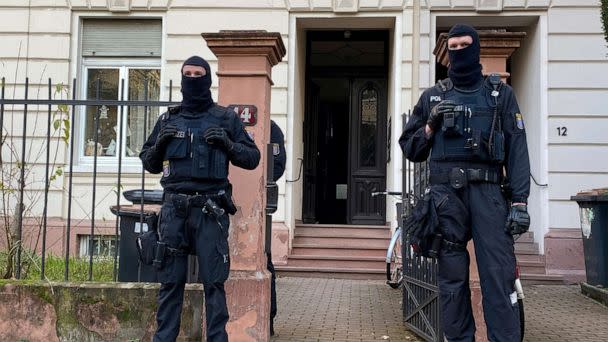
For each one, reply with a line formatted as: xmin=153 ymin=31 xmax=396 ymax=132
xmin=401 ymin=112 xmax=443 ymax=342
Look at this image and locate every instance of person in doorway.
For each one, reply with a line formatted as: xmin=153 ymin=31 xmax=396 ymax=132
xmin=140 ymin=56 xmax=260 ymax=342
xmin=268 ymin=119 xmax=286 ymax=336
xmin=399 ymin=24 xmax=530 ymax=342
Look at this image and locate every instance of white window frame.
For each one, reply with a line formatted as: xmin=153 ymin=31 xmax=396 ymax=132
xmin=75 ymin=58 xmax=162 ymax=172
xmin=78 ymin=234 xmax=118 ymax=259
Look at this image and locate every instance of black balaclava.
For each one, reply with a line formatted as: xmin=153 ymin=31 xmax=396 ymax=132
xmin=447 ymin=24 xmax=483 ymax=89
xmin=181 ymin=55 xmax=214 ymax=112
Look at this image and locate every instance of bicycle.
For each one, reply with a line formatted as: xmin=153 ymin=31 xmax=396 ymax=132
xmin=371 ymin=190 xmax=412 ymax=289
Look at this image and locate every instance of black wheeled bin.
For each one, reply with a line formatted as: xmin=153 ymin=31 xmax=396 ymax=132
xmin=571 ymin=189 xmax=608 ymax=287
xmin=110 ymin=189 xmax=163 ymax=282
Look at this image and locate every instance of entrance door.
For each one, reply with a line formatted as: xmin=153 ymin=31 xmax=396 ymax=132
xmin=347 ymin=78 xmax=387 ymax=225
xmin=302 ymin=30 xmax=389 ymax=225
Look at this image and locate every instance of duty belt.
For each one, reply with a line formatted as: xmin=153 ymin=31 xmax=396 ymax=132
xmin=429 ymin=168 xmax=500 ymax=189
xmin=164 ymin=191 xmax=219 ymax=208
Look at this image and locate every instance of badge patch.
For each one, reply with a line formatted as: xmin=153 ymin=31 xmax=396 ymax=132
xmin=515 ymin=113 xmax=525 ymax=130
xmin=272 ymin=143 xmax=280 ymax=156
xmin=430 ymin=96 xmax=442 ymax=102
xmin=163 ymin=160 xmax=170 ymax=177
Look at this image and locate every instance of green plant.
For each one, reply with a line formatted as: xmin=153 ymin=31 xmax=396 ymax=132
xmin=1 ymin=80 xmax=71 ymax=279
xmin=0 ymin=252 xmax=114 ymax=282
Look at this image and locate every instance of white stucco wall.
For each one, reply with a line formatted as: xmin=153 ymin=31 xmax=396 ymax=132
xmin=1 ymin=1 xmax=606 ymax=251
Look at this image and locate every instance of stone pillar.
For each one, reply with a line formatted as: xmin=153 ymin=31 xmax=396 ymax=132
xmin=202 ymin=31 xmax=286 ymax=342
xmin=435 ymin=30 xmax=526 ymax=81
xmin=433 ymin=29 xmax=526 ymax=342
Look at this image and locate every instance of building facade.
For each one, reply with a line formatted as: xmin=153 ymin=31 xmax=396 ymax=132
xmin=1 ymin=0 xmax=606 ymax=281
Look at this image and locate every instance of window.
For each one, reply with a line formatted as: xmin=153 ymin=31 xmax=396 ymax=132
xmin=82 ymin=66 xmax=160 ymax=158
xmin=360 ymin=86 xmax=378 ymax=167
xmin=79 ymin=234 xmax=118 ymax=258
xmin=79 ymin=19 xmax=162 ymax=163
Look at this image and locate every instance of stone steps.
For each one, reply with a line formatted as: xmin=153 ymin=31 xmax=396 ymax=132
xmin=276 ymin=266 xmax=386 ymax=280
xmin=284 ymin=255 xmax=386 ymax=269
xmin=278 ymin=224 xmax=391 ymax=279
xmin=280 ymin=225 xmax=564 ymax=284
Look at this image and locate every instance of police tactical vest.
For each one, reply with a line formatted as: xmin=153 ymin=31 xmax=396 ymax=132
xmin=430 ymin=76 xmax=505 ymax=164
xmin=160 ymin=107 xmax=229 ymax=182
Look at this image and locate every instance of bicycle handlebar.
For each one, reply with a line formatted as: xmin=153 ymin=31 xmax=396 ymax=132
xmin=371 ymin=191 xmax=403 ymax=197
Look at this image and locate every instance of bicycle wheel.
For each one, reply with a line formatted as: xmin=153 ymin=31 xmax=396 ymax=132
xmin=386 ymin=230 xmax=403 ymax=289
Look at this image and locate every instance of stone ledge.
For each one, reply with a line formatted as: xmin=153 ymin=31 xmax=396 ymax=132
xmin=0 ymin=281 xmax=204 ymax=342
xmin=581 ymin=282 xmax=608 ymax=308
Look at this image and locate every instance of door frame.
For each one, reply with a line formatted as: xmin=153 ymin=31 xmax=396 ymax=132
xmin=302 ymin=29 xmax=390 ymax=225
xmin=286 ymin=15 xmax=403 ymax=232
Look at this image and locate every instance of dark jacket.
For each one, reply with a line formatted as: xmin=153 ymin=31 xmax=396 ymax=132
xmin=399 ymin=78 xmax=530 ymax=203
xmin=140 ymin=105 xmax=260 ymax=194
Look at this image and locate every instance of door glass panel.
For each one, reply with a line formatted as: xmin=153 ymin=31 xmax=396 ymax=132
xmin=126 ymin=69 xmax=160 ymax=157
xmin=359 ymin=86 xmax=378 ymax=167
xmin=85 ymin=69 xmax=119 ymax=156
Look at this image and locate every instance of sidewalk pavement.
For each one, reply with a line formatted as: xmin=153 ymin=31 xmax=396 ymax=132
xmin=270 ymin=278 xmax=608 ymax=342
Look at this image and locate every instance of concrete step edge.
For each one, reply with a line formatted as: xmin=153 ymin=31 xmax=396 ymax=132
xmin=275 ymin=266 xmax=385 ymax=274
xmin=520 ymin=274 xmax=564 ymax=280
xmin=287 ymin=255 xmax=386 ymax=261
xmin=295 ymin=223 xmax=390 ymax=229
xmin=517 ymin=260 xmax=546 ymax=267
xmin=294 ymin=233 xmax=391 ymax=240
xmin=292 ymin=243 xmax=388 ymax=250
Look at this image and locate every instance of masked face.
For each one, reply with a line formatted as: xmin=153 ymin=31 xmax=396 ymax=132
xmin=181 ymin=56 xmax=214 ymax=112
xmin=447 ymin=24 xmax=483 ymax=89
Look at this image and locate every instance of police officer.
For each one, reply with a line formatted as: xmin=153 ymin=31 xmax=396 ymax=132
xmin=140 ymin=56 xmax=260 ymax=342
xmin=399 ymin=24 xmax=530 ymax=342
xmin=268 ymin=120 xmax=286 ymax=336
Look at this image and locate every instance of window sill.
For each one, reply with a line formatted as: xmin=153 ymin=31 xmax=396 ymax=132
xmin=68 ymin=159 xmax=152 ymax=175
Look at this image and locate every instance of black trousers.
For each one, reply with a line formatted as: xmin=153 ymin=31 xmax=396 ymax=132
xmin=431 ymin=183 xmax=520 ymax=342
xmin=153 ymin=198 xmax=231 ymax=342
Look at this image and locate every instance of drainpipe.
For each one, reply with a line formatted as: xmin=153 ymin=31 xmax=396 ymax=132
xmin=412 ymin=0 xmax=421 ymax=101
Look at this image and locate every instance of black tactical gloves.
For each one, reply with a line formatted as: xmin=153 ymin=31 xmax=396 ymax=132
xmin=204 ymin=127 xmax=235 ymax=152
xmin=154 ymin=124 xmax=178 ymax=152
xmin=506 ymin=204 xmax=530 ymax=235
xmin=427 ymin=100 xmax=457 ymax=130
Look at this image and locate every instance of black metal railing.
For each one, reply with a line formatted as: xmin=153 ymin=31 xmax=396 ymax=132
xmin=401 ymin=111 xmax=443 ymax=342
xmin=0 ymin=76 xmax=179 ymax=282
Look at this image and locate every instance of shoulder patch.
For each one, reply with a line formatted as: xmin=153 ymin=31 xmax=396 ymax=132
xmin=168 ymin=105 xmax=181 ymax=114
xmin=515 ymin=113 xmax=525 ymax=130
xmin=272 ymin=143 xmax=280 ymax=156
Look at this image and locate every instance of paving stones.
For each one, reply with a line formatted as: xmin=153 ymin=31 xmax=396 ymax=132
xmin=271 ymin=279 xmax=608 ymax=342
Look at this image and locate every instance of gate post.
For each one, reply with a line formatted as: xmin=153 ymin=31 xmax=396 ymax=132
xmin=202 ymin=31 xmax=286 ymax=342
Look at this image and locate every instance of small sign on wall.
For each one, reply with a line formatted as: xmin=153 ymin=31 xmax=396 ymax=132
xmin=477 ymin=0 xmax=503 ymax=12
xmin=229 ymin=104 xmax=258 ymax=126
xmin=336 ymin=184 xmax=348 ymax=200
xmin=109 ymin=0 xmax=131 ymax=12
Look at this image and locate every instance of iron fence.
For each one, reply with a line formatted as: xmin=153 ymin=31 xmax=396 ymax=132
xmin=401 ymin=111 xmax=443 ymax=342
xmin=0 ymin=76 xmax=180 ymax=281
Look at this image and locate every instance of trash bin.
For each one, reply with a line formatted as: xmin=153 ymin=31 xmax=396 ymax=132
xmin=571 ymin=189 xmax=608 ymax=287
xmin=110 ymin=189 xmax=164 ymax=282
